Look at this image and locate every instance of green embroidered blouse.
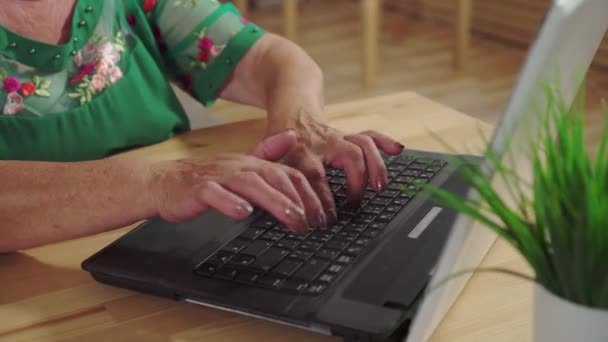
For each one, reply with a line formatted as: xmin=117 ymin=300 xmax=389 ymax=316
xmin=0 ymin=0 xmax=265 ymax=161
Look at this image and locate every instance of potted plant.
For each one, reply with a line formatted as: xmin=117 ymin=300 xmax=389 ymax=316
xmin=423 ymin=88 xmax=608 ymax=341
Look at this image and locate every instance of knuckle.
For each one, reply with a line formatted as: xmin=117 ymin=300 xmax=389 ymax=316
xmin=239 ymin=171 xmax=260 ymax=183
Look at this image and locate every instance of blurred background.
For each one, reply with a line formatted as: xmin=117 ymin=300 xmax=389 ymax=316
xmin=199 ymin=0 xmax=608 ymax=145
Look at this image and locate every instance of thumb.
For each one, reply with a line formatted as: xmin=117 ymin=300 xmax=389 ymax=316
xmin=249 ymin=129 xmax=297 ymax=161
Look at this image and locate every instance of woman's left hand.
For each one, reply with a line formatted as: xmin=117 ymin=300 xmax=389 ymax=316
xmin=269 ymin=114 xmax=405 ymax=223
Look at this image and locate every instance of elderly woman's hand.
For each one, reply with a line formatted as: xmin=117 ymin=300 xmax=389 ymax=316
xmin=271 ymin=113 xmax=404 ymax=223
xmin=146 ymin=131 xmax=326 ymax=232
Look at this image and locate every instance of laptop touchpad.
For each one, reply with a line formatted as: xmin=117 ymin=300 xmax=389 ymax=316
xmin=341 ymin=203 xmax=456 ymax=309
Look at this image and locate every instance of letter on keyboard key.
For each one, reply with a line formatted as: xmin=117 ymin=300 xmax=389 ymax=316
xmin=234 ymin=271 xmax=262 ymax=284
xmin=293 ymin=259 xmax=330 ymax=282
xmin=241 ymin=240 xmax=272 ymax=257
xmin=222 ymin=240 xmax=248 ymax=254
xmin=276 ymin=239 xmax=300 ymax=250
xmin=282 ymin=280 xmax=309 ymax=293
xmin=195 ymin=263 xmax=218 ymax=277
xmin=289 ymin=250 xmax=313 ymax=261
xmin=306 ymin=283 xmax=328 ymax=295
xmin=317 ymin=273 xmax=336 ymax=284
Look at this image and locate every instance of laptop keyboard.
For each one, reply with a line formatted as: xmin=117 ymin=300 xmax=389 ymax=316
xmin=194 ymin=154 xmax=447 ymax=295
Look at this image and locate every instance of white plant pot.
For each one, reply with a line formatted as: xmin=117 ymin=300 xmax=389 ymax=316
xmin=535 ymin=284 xmax=608 ymax=342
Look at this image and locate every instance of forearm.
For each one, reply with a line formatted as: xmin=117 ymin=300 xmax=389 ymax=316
xmin=220 ymin=34 xmax=325 ymax=134
xmin=261 ymin=36 xmax=325 ymax=134
xmin=0 ymin=157 xmax=155 ymax=252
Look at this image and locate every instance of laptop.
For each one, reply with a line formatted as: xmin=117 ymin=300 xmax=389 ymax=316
xmin=82 ymin=1 xmax=608 ymax=341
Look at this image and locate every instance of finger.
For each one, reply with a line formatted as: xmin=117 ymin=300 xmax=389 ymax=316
xmin=197 ymin=181 xmax=254 ymax=220
xmin=259 ymin=167 xmax=308 ymax=221
xmin=361 ymin=130 xmax=404 ymax=155
xmin=345 ymin=134 xmax=388 ymax=192
xmin=249 ymin=129 xmax=297 ymax=161
xmin=286 ymin=148 xmax=337 ymax=224
xmin=326 ymin=141 xmax=367 ymax=205
xmin=224 ymin=172 xmax=308 ymax=232
xmin=281 ymin=166 xmax=327 ymax=228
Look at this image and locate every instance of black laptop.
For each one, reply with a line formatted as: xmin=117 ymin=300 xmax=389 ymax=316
xmin=83 ymin=2 xmax=608 ymax=339
xmin=82 ymin=149 xmax=480 ymax=341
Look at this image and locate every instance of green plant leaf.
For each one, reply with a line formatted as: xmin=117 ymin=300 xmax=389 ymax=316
xmin=34 ymin=89 xmax=50 ymax=97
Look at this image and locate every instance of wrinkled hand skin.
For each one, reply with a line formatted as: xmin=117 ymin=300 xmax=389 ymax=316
xmin=271 ymin=110 xmax=405 ymax=224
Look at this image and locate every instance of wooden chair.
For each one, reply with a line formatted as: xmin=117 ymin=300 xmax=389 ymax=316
xmin=234 ymin=0 xmax=473 ymax=89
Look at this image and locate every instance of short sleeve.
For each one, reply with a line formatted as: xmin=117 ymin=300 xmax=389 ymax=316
xmin=151 ymin=0 xmax=265 ymax=106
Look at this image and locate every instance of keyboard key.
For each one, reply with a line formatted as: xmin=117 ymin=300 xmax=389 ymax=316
xmin=393 ymin=197 xmax=410 ymax=206
xmin=394 ymin=176 xmax=414 ymax=184
xmin=293 ymin=259 xmax=330 ymax=282
xmin=354 ymin=238 xmax=371 ymax=247
xmin=377 ymin=212 xmax=396 ymax=222
xmin=330 ymin=184 xmax=341 ymax=192
xmin=387 ymin=183 xmax=405 ymax=191
xmin=252 ymin=248 xmax=289 ymax=272
xmin=309 ymin=231 xmax=333 ymax=243
xmin=368 ymin=221 xmax=386 ymax=230
xmin=370 ymin=197 xmax=392 ymax=206
xmin=344 ymin=246 xmax=364 ymax=255
xmin=251 ymin=217 xmax=276 ymax=229
xmin=362 ymin=205 xmax=384 ymax=215
xmin=337 ymin=231 xmax=358 ymax=242
xmin=299 ymin=241 xmax=323 ymax=252
xmin=289 ymin=250 xmax=314 ymax=261
xmin=326 ymin=168 xmax=338 ymax=177
xmin=260 ymin=231 xmax=285 ymax=242
xmin=327 ymin=224 xmax=342 ymax=234
xmin=337 ymin=213 xmax=354 ymax=225
xmin=306 ymin=283 xmax=327 ymax=295
xmin=316 ymin=248 xmax=340 ymax=261
xmin=393 ymin=156 xmax=414 ymax=165
xmin=208 ymin=251 xmax=233 ymax=264
xmin=327 ymin=264 xmax=344 ymax=273
xmin=214 ymin=267 xmax=239 ymax=280
xmin=276 ymin=239 xmax=300 ymax=250
xmin=402 ymin=169 xmax=420 ymax=177
xmin=282 ymin=280 xmax=309 ymax=293
xmin=385 ymin=205 xmax=402 ymax=213
xmin=353 ymin=214 xmax=375 ymax=223
xmin=363 ymin=190 xmax=376 ymax=200
xmin=258 ymin=275 xmax=285 ymax=289
xmin=234 ymin=271 xmax=262 ymax=284
xmin=408 ymin=162 xmax=427 ymax=170
xmin=426 ymin=165 xmax=442 ymax=172
xmin=415 ymin=157 xmax=438 ymax=165
xmin=419 ymin=172 xmax=435 ymax=179
xmin=195 ymin=263 xmax=218 ymax=276
xmin=228 ymin=254 xmax=256 ymax=268
xmin=387 ymin=170 xmax=400 ymax=179
xmin=325 ymin=240 xmax=348 ymax=251
xmin=377 ymin=190 xmax=399 ymax=198
xmin=285 ymin=233 xmax=307 ymax=241
xmin=329 ymin=176 xmax=347 ymax=185
xmin=222 ymin=240 xmax=248 ymax=254
xmin=241 ymin=240 xmax=272 ymax=257
xmin=239 ymin=228 xmax=266 ymax=240
xmin=343 ymin=223 xmax=367 ymax=233
xmin=317 ymin=273 xmax=336 ymax=284
xmin=361 ymin=229 xmax=381 ymax=239
xmin=337 ymin=255 xmax=353 ymax=264
xmin=387 ymin=164 xmax=406 ymax=172
xmin=272 ymin=260 xmax=303 ymax=277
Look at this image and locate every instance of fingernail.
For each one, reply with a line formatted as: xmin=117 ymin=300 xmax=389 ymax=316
xmin=237 ymin=203 xmax=254 ymax=215
xmin=395 ymin=143 xmax=405 ymax=151
xmin=285 ymin=205 xmax=307 ymax=226
xmin=376 ymin=177 xmax=386 ymax=191
xmin=313 ymin=212 xmax=327 ymax=228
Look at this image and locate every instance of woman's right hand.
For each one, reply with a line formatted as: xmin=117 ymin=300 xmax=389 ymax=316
xmin=145 ymin=130 xmax=325 ymax=232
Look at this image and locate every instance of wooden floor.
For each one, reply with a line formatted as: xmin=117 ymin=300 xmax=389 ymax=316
xmin=211 ymin=0 xmax=607 ymax=144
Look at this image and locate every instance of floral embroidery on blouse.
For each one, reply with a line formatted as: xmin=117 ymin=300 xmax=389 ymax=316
xmin=67 ymin=32 xmax=126 ymax=105
xmin=0 ymin=69 xmax=52 ymax=115
xmin=191 ymin=28 xmax=226 ymax=69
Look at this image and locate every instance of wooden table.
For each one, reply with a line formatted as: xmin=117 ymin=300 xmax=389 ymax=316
xmin=0 ymin=92 xmax=532 ymax=342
